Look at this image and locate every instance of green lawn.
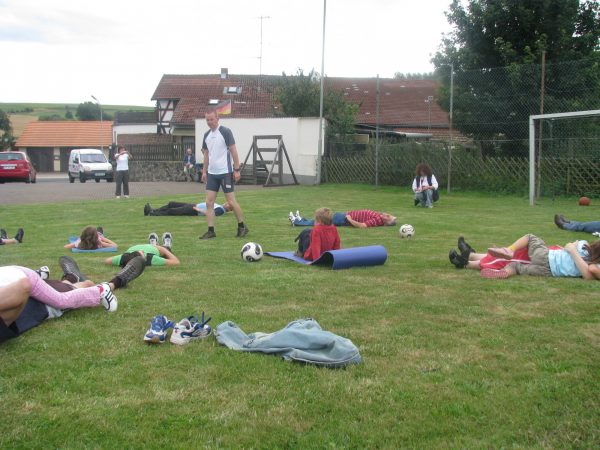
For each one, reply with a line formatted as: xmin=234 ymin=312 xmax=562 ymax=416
xmin=1 ymin=185 xmax=599 ymax=448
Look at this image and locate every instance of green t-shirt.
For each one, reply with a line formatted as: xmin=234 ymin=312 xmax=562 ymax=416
xmin=111 ymin=244 xmax=167 ymax=266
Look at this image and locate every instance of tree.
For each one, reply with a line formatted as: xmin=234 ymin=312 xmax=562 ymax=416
xmin=0 ymin=109 xmax=13 ymax=149
xmin=76 ymin=101 xmax=101 ymax=121
xmin=394 ymin=72 xmax=436 ymax=80
xmin=276 ymin=69 xmax=358 ymax=139
xmin=433 ymin=0 xmax=600 ymax=156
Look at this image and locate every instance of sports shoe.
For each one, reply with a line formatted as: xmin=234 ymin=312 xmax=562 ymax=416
xmin=200 ymin=230 xmax=216 ymax=240
xmin=59 ymin=256 xmax=87 ymax=282
xmin=162 ymin=232 xmax=173 ymax=250
xmin=0 ymin=228 xmax=7 ymax=239
xmin=36 ymin=266 xmax=50 ymax=280
xmin=124 ymin=195 xmax=130 ymax=199
xmin=14 ymin=228 xmax=24 ymax=243
xmin=480 ymin=268 xmax=512 ymax=279
xmin=144 ymin=203 xmax=152 ymax=216
xmin=236 ymin=225 xmax=249 ymax=238
xmin=148 ymin=232 xmax=159 ymax=245
xmin=487 ymin=247 xmax=513 ymax=260
xmin=458 ymin=236 xmax=476 ymax=258
xmin=449 ymin=249 xmax=467 ymax=269
xmin=116 ymin=196 xmax=120 ymax=199
xmin=99 ymin=283 xmax=118 ymax=312
xmin=114 ymin=255 xmax=145 ymax=287
xmin=288 ymin=211 xmax=295 ymax=225
xmin=554 ymin=214 xmax=569 ymax=229
xmin=170 ymin=312 xmax=212 ymax=345
xmin=593 ymin=232 xmax=600 ymax=238
xmin=144 ymin=315 xmax=174 ymax=344
xmin=295 ymin=210 xmax=301 ymax=220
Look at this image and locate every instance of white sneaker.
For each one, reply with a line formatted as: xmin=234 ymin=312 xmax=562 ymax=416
xmin=115 ymin=196 xmax=120 ymax=199
xmin=124 ymin=195 xmax=129 ymax=198
xmin=36 ymin=266 xmax=50 ymax=280
xmin=99 ymin=283 xmax=118 ymax=312
xmin=148 ymin=232 xmax=159 ymax=246
xmin=288 ymin=211 xmax=295 ymax=225
xmin=170 ymin=315 xmax=212 ymax=345
xmin=162 ymin=232 xmax=172 ymax=250
xmin=295 ymin=210 xmax=301 ymax=220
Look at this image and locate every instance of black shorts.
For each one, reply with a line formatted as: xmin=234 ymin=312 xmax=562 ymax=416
xmin=206 ymin=173 xmax=234 ymax=194
xmin=0 ymin=317 xmax=19 ymax=343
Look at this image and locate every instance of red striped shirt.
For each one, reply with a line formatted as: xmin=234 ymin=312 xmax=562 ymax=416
xmin=347 ymin=210 xmax=384 ymax=228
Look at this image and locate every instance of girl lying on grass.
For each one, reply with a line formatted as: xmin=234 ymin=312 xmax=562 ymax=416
xmin=479 ymin=234 xmax=600 ymax=280
xmin=64 ymin=226 xmax=117 ymax=250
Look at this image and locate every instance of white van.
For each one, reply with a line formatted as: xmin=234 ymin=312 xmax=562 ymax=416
xmin=68 ymin=149 xmax=114 ymax=183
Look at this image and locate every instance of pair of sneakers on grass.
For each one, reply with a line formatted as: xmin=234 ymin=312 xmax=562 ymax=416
xmin=148 ymin=232 xmax=172 ymax=250
xmin=0 ymin=227 xmax=24 ymax=245
xmin=144 ymin=312 xmax=212 ymax=345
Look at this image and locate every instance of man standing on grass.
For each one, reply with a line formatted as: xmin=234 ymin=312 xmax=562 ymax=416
xmin=199 ymin=110 xmax=248 ymax=240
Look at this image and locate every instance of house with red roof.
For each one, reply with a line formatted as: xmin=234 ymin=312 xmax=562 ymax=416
xmin=15 ymin=121 xmax=112 ymax=172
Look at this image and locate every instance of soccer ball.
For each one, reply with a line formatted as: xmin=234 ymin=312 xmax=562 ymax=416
xmin=579 ymin=196 xmax=591 ymax=206
xmin=399 ymin=224 xmax=415 ymax=239
xmin=241 ymin=242 xmax=263 ymax=262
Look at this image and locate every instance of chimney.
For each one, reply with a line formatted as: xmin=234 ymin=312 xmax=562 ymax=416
xmin=220 ymin=68 xmax=228 ymax=79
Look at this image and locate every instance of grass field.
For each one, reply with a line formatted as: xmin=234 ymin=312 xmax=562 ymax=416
xmin=0 ymin=185 xmax=599 ymax=448
xmin=0 ymin=102 xmax=153 ymax=137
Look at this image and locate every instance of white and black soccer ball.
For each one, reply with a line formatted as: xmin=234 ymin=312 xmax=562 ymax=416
xmin=241 ymin=242 xmax=263 ymax=262
xmin=399 ymin=224 xmax=415 ymax=239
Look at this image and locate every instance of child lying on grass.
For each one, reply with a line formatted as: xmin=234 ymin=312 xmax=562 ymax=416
xmin=480 ymin=234 xmax=600 ymax=280
xmin=294 ymin=208 xmax=341 ymax=261
xmin=64 ymin=226 xmax=117 ymax=250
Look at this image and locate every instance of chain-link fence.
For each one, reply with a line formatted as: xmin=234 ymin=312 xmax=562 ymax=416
xmin=325 ymin=56 xmax=600 ymax=196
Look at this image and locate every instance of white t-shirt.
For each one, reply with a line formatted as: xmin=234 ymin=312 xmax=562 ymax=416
xmin=0 ymin=266 xmax=26 ymax=287
xmin=115 ymin=153 xmax=130 ymax=171
xmin=202 ymin=126 xmax=236 ymax=175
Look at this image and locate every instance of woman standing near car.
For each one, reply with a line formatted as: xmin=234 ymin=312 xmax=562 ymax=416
xmin=114 ymin=145 xmax=132 ymax=199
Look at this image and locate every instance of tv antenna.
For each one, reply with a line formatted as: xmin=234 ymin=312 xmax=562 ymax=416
xmin=257 ymin=15 xmax=270 ymax=76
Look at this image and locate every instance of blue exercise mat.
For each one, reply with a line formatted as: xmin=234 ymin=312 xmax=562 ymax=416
xmin=68 ymin=236 xmax=117 ymax=253
xmin=265 ymin=245 xmax=387 ymax=270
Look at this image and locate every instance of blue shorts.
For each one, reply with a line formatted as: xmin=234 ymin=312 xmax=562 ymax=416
xmin=206 ymin=173 xmax=234 ymax=193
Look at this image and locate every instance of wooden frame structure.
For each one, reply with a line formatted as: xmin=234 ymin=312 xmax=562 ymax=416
xmin=240 ymin=135 xmax=298 ymax=186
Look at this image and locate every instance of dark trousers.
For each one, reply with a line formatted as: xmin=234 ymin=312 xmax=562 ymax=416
xmin=115 ymin=170 xmax=130 ymax=196
xmin=150 ymin=201 xmax=196 ymax=216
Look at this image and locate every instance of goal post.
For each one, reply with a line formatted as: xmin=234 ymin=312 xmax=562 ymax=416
xmin=529 ymin=109 xmax=600 ymax=206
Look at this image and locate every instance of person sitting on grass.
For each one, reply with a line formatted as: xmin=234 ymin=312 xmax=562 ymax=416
xmin=290 ymin=209 xmax=396 ymax=228
xmin=106 ymin=232 xmax=179 ymax=267
xmin=412 ymin=163 xmax=439 ymax=208
xmin=294 ymin=208 xmax=341 ymax=260
xmin=554 ymin=214 xmax=600 ymax=235
xmin=144 ymin=201 xmax=232 ymax=217
xmin=0 ymin=228 xmax=24 ymax=245
xmin=64 ymin=226 xmax=117 ymax=250
xmin=479 ymin=234 xmax=600 ymax=280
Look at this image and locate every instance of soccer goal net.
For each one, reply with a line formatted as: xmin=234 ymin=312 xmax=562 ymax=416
xmin=529 ymin=109 xmax=600 ymax=205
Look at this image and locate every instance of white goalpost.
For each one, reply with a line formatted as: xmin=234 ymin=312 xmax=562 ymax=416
xmin=529 ymin=109 xmax=600 ymax=206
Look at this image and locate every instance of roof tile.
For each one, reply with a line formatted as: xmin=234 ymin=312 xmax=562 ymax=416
xmin=15 ymin=121 xmax=113 ymax=148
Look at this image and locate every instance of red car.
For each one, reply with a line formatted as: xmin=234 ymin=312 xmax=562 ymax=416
xmin=0 ymin=151 xmax=37 ymax=183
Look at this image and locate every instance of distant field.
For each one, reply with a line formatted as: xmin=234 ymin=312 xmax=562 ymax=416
xmin=0 ymin=102 xmax=154 ymax=137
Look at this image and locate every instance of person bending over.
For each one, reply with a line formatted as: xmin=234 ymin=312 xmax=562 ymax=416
xmin=291 ymin=209 xmax=396 ymax=228
xmin=183 ymin=148 xmax=196 ymax=182
xmin=64 ymin=226 xmax=117 ymax=250
xmin=0 ymin=227 xmax=24 ymax=245
xmin=294 ymin=208 xmax=341 ymax=260
xmin=412 ymin=163 xmax=439 ymax=208
xmin=480 ymin=234 xmax=600 ymax=280
xmin=144 ymin=201 xmax=231 ymax=217
xmin=554 ymin=214 xmax=600 ymax=235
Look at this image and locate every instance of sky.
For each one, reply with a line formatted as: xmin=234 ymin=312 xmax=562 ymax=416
xmin=0 ymin=0 xmax=453 ymax=106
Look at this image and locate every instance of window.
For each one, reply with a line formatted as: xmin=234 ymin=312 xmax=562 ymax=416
xmin=80 ymin=154 xmax=107 ymax=163
xmin=208 ymin=99 xmax=219 ymax=105
xmin=225 ymin=86 xmax=241 ymax=94
xmin=0 ymin=153 xmax=23 ymax=160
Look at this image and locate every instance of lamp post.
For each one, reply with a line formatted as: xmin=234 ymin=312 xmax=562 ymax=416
xmin=315 ymin=0 xmax=327 ymax=185
xmin=91 ymin=95 xmax=103 ymax=153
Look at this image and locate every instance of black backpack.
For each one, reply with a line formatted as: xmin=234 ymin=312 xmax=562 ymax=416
xmin=294 ymin=229 xmax=312 ymax=256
